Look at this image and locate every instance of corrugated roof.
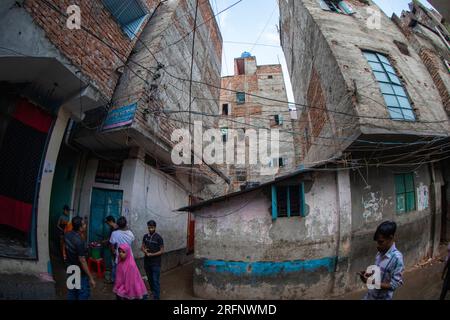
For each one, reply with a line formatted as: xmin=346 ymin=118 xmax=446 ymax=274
xmin=176 ymin=167 xmax=315 ymax=212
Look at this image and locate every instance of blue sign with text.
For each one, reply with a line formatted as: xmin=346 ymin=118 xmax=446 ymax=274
xmin=103 ymin=103 xmax=137 ymax=131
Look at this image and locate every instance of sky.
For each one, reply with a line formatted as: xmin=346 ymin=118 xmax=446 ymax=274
xmin=210 ymin=0 xmax=436 ymax=104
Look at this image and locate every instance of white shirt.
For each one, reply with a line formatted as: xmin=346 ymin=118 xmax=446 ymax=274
xmin=110 ymin=229 xmax=135 ymax=263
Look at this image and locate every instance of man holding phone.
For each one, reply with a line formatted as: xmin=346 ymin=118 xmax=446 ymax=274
xmin=359 ymin=221 xmax=404 ymax=300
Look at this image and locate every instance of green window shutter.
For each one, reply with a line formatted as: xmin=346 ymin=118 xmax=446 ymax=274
xmin=395 ymin=174 xmax=405 ymax=194
xmin=271 ymin=185 xmax=278 ymax=220
xmin=339 ymin=1 xmax=355 ymax=14
xmin=397 ymin=193 xmax=406 ymax=213
xmin=404 ymin=173 xmax=415 ymax=193
xmin=406 ymin=191 xmax=416 ymax=212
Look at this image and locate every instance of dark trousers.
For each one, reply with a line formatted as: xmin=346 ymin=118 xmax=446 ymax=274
xmin=144 ymin=262 xmax=161 ymax=300
xmin=67 ymin=275 xmax=90 ymax=300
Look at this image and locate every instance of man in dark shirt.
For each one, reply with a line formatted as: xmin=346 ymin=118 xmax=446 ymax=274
xmin=65 ymin=216 xmax=96 ymax=300
xmin=141 ymin=220 xmax=164 ymax=300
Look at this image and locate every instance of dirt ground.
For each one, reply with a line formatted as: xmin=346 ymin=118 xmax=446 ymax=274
xmin=54 ymin=246 xmax=450 ymax=300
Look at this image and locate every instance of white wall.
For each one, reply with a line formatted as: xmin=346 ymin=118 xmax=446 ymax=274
xmin=77 ymin=157 xmax=189 ymax=258
xmin=128 ymin=160 xmax=189 ymax=257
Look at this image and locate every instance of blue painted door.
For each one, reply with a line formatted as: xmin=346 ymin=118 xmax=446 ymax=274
xmin=89 ymin=188 xmax=123 ymax=243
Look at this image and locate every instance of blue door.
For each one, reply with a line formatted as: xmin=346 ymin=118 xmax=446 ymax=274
xmin=89 ymin=188 xmax=123 ymax=243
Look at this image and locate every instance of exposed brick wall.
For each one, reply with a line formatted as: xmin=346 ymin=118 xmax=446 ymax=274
xmin=420 ymin=48 xmax=450 ymax=114
xmin=219 ymin=58 xmax=295 ymax=192
xmin=307 ymin=67 xmax=328 ymax=139
xmin=198 ymin=0 xmax=222 ymax=61
xmin=24 ymin=0 xmax=157 ymax=99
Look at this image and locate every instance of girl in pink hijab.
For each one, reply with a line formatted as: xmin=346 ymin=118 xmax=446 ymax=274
xmin=113 ymin=243 xmax=148 ymax=300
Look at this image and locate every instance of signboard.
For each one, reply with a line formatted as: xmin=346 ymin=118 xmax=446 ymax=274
xmin=103 ymin=102 xmax=137 ymax=131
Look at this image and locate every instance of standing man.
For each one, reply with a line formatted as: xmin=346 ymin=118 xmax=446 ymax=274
xmin=142 ymin=220 xmax=164 ymax=300
xmin=110 ymin=216 xmax=135 ymax=282
xmin=104 ymin=216 xmax=118 ymax=284
xmin=65 ymin=216 xmax=96 ymax=300
xmin=359 ymin=221 xmax=404 ymax=300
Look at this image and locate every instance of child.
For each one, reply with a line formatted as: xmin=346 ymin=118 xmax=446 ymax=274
xmin=359 ymin=221 xmax=404 ymax=300
xmin=113 ymin=244 xmax=148 ymax=300
xmin=57 ymin=205 xmax=71 ymax=261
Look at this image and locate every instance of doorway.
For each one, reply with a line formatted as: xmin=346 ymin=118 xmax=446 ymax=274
xmin=89 ymin=188 xmax=123 ymax=243
xmin=48 ymin=144 xmax=78 ymax=259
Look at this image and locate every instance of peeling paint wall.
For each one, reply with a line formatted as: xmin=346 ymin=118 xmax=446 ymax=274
xmin=193 ymin=171 xmax=340 ymax=299
xmin=193 ymin=164 xmax=443 ymax=299
xmin=347 ymin=165 xmax=442 ymax=291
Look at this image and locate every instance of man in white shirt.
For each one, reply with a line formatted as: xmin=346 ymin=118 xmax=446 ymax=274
xmin=109 ymin=216 xmax=135 ymax=282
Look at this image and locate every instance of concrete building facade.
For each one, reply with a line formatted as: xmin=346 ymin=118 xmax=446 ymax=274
xmin=0 ymin=0 xmax=225 ymax=298
xmin=218 ymin=54 xmax=295 ymax=192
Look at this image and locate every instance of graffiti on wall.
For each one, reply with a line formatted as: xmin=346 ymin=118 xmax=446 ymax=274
xmin=417 ymin=183 xmax=429 ymax=211
xmin=362 ymin=192 xmax=385 ymax=223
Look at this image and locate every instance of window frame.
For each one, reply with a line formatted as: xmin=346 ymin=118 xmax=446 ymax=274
xmin=395 ymin=173 xmax=416 ymax=214
xmin=363 ymin=51 xmax=416 ymax=122
xmin=318 ymin=0 xmax=355 ymax=15
xmin=274 ymin=114 xmax=283 ymax=126
xmin=271 ymin=183 xmax=306 ymax=220
xmin=102 ymin=0 xmax=149 ymax=40
xmin=236 ymin=92 xmax=246 ymax=104
xmin=222 ymin=103 xmax=229 ymax=116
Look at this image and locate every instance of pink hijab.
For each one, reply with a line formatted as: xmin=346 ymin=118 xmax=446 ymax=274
xmin=113 ymin=243 xmax=148 ymax=300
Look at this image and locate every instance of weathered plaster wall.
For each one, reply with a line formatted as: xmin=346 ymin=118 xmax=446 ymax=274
xmin=193 ymin=164 xmax=442 ymax=299
xmin=193 ymin=171 xmax=340 ymax=299
xmin=347 ymin=165 xmax=441 ymax=290
xmin=128 ymin=159 xmax=189 ymax=257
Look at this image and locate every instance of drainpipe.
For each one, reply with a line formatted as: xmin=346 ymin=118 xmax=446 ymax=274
xmin=428 ymin=163 xmax=437 ymax=258
xmin=64 ymin=118 xmax=81 ymax=152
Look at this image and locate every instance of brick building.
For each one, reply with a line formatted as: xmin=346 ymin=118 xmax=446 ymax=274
xmin=218 ymin=54 xmax=295 ymax=192
xmin=71 ymin=0 xmax=227 ymax=274
xmin=0 ymin=0 xmax=225 ymax=298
